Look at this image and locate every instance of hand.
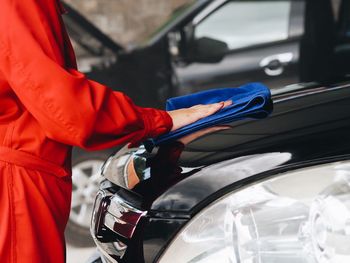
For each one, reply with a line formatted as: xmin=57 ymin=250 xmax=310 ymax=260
xmin=167 ymin=100 xmax=232 ymax=131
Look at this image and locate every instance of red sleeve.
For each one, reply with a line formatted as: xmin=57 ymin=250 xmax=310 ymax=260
xmin=0 ymin=0 xmax=172 ymax=150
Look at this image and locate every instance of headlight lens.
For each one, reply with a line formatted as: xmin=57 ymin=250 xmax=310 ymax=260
xmin=101 ymin=145 xmax=148 ymax=189
xmin=159 ymin=161 xmax=350 ymax=263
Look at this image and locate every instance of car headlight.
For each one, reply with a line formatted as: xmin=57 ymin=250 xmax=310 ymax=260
xmin=159 ymin=160 xmax=350 ymax=263
xmin=101 ymin=145 xmax=149 ymax=189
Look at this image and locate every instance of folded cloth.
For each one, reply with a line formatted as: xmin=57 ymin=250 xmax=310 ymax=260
xmin=144 ymin=82 xmax=273 ymax=151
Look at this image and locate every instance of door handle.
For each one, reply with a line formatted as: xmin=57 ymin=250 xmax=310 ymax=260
xmin=259 ymin=52 xmax=293 ymax=76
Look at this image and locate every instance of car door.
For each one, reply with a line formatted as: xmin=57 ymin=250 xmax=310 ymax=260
xmin=173 ymin=0 xmax=305 ymax=95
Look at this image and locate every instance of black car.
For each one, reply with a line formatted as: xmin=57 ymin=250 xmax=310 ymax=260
xmin=90 ymin=80 xmax=350 ymax=263
xmin=89 ymin=0 xmax=350 ymax=262
xmin=64 ymin=0 xmax=350 ymax=247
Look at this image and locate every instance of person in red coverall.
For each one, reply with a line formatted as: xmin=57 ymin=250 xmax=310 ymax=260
xmin=0 ymin=0 xmax=231 ymax=262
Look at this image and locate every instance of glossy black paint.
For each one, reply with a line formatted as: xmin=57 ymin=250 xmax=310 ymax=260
xmin=120 ymin=83 xmax=350 ymax=214
xmin=142 ymin=218 xmax=188 ymax=263
xmin=134 ymin=83 xmax=350 ymax=263
xmin=93 ymin=82 xmax=350 ymax=263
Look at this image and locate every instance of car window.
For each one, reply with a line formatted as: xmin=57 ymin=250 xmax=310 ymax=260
xmin=194 ymin=0 xmax=292 ymax=50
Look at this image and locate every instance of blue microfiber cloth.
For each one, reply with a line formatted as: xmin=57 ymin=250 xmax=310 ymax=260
xmin=144 ymin=82 xmax=273 ymax=151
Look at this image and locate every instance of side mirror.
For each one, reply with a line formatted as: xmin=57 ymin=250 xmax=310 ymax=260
xmin=187 ymin=37 xmax=229 ymax=63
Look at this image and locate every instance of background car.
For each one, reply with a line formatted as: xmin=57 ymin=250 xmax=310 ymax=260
xmin=88 ymin=0 xmax=350 ymax=262
xmin=65 ymin=0 xmax=345 ymax=106
xmin=63 ymin=0 xmax=350 ymax=246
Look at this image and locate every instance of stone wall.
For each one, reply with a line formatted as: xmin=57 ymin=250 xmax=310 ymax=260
xmin=64 ymin=0 xmax=191 ymax=46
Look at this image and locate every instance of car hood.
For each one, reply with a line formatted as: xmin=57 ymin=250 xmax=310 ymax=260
xmin=112 ymin=83 xmax=350 ymax=216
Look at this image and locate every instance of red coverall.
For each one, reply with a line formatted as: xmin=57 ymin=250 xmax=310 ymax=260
xmin=0 ymin=0 xmax=173 ymax=262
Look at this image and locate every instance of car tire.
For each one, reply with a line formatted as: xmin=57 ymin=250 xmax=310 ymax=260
xmin=65 ymin=149 xmax=115 ymax=247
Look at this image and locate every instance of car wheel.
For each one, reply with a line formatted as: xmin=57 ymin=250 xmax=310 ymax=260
xmin=65 ymin=150 xmax=111 ymax=247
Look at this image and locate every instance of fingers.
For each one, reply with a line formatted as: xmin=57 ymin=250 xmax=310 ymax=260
xmin=196 ymin=100 xmax=233 ymax=118
xmin=206 ymin=101 xmax=225 ymax=114
xmin=167 ymin=100 xmax=234 ymax=132
xmin=191 ymin=100 xmax=232 ymax=111
xmin=222 ymin=100 xmax=233 ymax=108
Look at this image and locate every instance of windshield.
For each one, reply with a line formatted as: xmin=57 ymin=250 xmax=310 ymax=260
xmin=141 ymin=0 xmax=198 ymax=45
xmin=62 ymin=0 xmax=195 ymax=71
xmin=63 ymin=0 xmax=195 ymax=48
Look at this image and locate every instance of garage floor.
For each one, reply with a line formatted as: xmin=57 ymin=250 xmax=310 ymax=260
xmin=66 ymin=244 xmax=96 ymax=263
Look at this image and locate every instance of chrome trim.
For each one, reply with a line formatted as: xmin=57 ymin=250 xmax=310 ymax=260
xmin=101 ymin=145 xmax=136 ymax=189
xmin=91 ymin=190 xmax=111 ymax=240
xmin=91 ymin=190 xmax=123 ymax=263
xmin=259 ymin=52 xmax=293 ymax=76
xmin=105 ymin=195 xmax=147 ymax=239
xmin=91 ymin=190 xmax=147 ymax=262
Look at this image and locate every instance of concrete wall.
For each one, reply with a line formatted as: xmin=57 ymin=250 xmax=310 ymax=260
xmin=64 ymin=0 xmax=191 ymax=46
